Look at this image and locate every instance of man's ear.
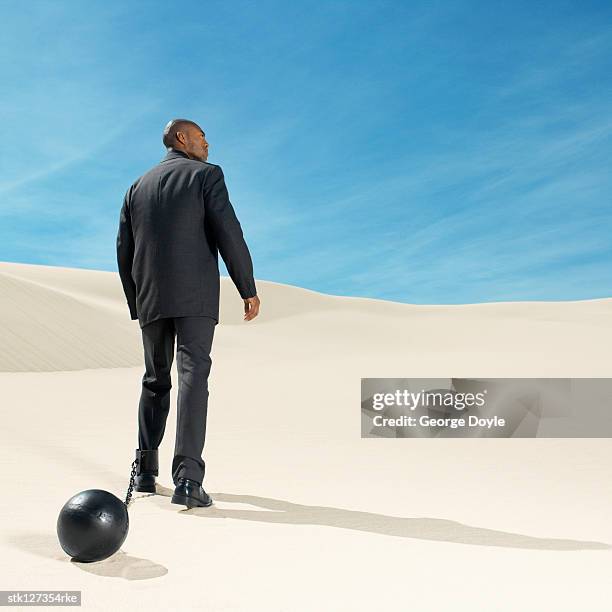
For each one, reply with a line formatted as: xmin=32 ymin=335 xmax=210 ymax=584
xmin=175 ymin=130 xmax=186 ymax=145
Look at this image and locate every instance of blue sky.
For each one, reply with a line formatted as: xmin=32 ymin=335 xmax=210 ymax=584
xmin=1 ymin=1 xmax=611 ymax=304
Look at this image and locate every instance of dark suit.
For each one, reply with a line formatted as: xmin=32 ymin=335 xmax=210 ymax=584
xmin=116 ymin=148 xmax=257 ymax=328
xmin=116 ymin=148 xmax=257 ymax=485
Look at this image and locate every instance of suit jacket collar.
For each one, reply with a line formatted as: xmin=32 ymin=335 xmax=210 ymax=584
xmin=161 ymin=148 xmax=191 ymax=162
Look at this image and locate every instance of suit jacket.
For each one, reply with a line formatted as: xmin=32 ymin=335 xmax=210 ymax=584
xmin=116 ymin=148 xmax=257 ymax=328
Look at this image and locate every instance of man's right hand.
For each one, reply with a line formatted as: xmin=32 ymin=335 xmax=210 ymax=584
xmin=243 ymin=295 xmax=260 ymax=321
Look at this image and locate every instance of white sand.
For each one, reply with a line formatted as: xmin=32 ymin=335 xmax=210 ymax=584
xmin=0 ymin=260 xmax=610 ymax=611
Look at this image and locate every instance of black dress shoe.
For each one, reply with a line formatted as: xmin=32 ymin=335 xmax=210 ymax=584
xmin=135 ymin=473 xmax=156 ymax=493
xmin=171 ymin=478 xmax=213 ymax=508
xmin=134 ymin=449 xmax=158 ymax=493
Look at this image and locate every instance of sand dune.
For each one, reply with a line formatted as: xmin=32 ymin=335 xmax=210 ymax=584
xmin=0 ymin=260 xmax=610 ymax=374
xmin=0 ymin=260 xmax=611 ymax=611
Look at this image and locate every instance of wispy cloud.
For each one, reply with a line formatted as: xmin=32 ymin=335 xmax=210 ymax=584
xmin=0 ymin=105 xmax=160 ymax=197
xmin=1 ymin=1 xmax=610 ymax=303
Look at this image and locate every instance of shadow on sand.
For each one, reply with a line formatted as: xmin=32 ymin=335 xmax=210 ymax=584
xmin=152 ymin=487 xmax=610 ymax=552
xmin=6 ymin=531 xmax=167 ymax=580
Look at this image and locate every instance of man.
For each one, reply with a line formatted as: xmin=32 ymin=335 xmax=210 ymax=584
xmin=116 ymin=118 xmax=260 ymax=509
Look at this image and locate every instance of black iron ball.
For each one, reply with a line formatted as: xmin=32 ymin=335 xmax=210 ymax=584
xmin=57 ymin=489 xmax=129 ymax=562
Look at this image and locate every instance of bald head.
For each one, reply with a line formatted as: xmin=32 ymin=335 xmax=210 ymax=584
xmin=163 ymin=119 xmax=199 ymax=148
xmin=162 ymin=118 xmax=209 ymax=162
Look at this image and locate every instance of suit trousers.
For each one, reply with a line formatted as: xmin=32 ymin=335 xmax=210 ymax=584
xmin=137 ymin=315 xmax=217 ymax=485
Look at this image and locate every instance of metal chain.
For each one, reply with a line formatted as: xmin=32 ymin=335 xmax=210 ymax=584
xmin=124 ymin=457 xmax=139 ymax=507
